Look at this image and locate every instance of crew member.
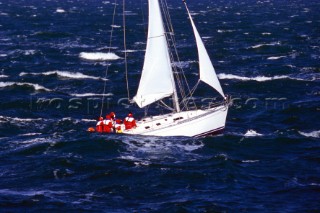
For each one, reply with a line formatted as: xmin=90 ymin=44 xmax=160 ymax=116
xmin=124 ymin=112 xmax=137 ymax=130
xmin=103 ymin=115 xmax=113 ymax=133
xmin=96 ymin=117 xmax=104 ymax=133
xmin=109 ymin=112 xmax=123 ymax=133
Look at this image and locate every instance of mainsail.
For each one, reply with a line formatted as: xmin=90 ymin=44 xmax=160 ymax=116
xmin=133 ymin=0 xmax=176 ymax=108
xmin=184 ymin=2 xmax=225 ymax=98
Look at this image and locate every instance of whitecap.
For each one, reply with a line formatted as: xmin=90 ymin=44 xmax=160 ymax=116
xmin=96 ymin=46 xmax=118 ymax=51
xmin=0 ymin=54 xmax=7 ymax=57
xmin=24 ymin=50 xmax=37 ymax=55
xmin=79 ymin=52 xmax=121 ymax=61
xmin=217 ymin=29 xmax=235 ymax=33
xmin=242 ymin=160 xmax=260 ymax=163
xmin=172 ymin=60 xmax=196 ymax=69
xmin=0 ymin=82 xmax=51 ymax=91
xmin=0 ymin=116 xmax=43 ymax=123
xmin=217 ymin=73 xmax=289 ymax=82
xmin=298 ymin=130 xmax=320 ymax=138
xmin=19 ymin=71 xmax=107 ymax=81
xmin=244 ymin=129 xmax=263 ymax=137
xmin=0 ymin=75 xmax=8 ymax=78
xmin=310 ymin=183 xmax=320 ymax=186
xmin=111 ymin=25 xmax=121 ymax=28
xmin=81 ymin=119 xmax=96 ymax=122
xmin=56 ymin=8 xmax=66 ymax=13
xmin=262 ymin=32 xmax=271 ymax=35
xmin=121 ymin=49 xmax=138 ymax=53
xmin=267 ymin=56 xmax=286 ymax=60
xmin=19 ymin=133 xmax=42 ymax=136
xmin=0 ymin=189 xmax=69 ymax=197
xmin=249 ymin=42 xmax=280 ymax=49
xmin=70 ymin=93 xmax=113 ymax=97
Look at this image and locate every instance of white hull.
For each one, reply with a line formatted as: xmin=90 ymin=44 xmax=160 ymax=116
xmin=122 ymin=104 xmax=228 ymax=137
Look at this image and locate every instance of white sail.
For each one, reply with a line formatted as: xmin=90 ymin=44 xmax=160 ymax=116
xmin=133 ymin=0 xmax=176 ymax=108
xmin=186 ymin=7 xmax=225 ymax=98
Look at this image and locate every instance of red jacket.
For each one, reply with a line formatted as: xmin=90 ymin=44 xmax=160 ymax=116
xmin=124 ymin=117 xmax=137 ymax=130
xmin=103 ymin=119 xmax=113 ymax=133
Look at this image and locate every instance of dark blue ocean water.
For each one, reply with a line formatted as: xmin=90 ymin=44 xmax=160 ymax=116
xmin=0 ymin=0 xmax=320 ymax=212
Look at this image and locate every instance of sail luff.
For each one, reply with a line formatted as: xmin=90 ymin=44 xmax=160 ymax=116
xmin=184 ymin=2 xmax=225 ymax=98
xmin=133 ymin=0 xmax=178 ymax=108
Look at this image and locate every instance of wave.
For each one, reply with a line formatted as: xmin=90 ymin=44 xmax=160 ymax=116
xmin=0 ymin=189 xmax=69 ymax=197
xmin=267 ymin=56 xmax=286 ymax=60
xmin=121 ymin=49 xmax=139 ymax=53
xmin=298 ymin=130 xmax=320 ymax=138
xmin=79 ymin=52 xmax=121 ymax=61
xmin=19 ymin=71 xmax=107 ymax=81
xmin=70 ymin=93 xmax=113 ymax=97
xmin=0 ymin=75 xmax=8 ymax=78
xmin=18 ymin=133 xmax=42 ymax=136
xmin=56 ymin=8 xmax=66 ymax=13
xmin=249 ymin=42 xmax=280 ymax=49
xmin=217 ymin=29 xmax=235 ymax=33
xmin=172 ymin=60 xmax=197 ymax=69
xmin=23 ymin=50 xmax=37 ymax=56
xmin=244 ymin=129 xmax=263 ymax=137
xmin=96 ymin=46 xmax=118 ymax=51
xmin=217 ymin=73 xmax=290 ymax=82
xmin=81 ymin=119 xmax=96 ymax=122
xmin=0 ymin=82 xmax=51 ymax=91
xmin=242 ymin=160 xmax=260 ymax=163
xmin=0 ymin=116 xmax=43 ymax=123
xmin=0 ymin=54 xmax=7 ymax=57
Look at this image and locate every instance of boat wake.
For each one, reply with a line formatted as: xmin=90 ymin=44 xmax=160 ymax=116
xmin=119 ymin=136 xmax=204 ymax=165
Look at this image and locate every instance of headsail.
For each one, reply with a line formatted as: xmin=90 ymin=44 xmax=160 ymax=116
xmin=184 ymin=2 xmax=225 ymax=98
xmin=133 ymin=0 xmax=176 ymax=108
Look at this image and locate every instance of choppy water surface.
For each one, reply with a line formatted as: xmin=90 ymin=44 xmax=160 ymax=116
xmin=0 ymin=0 xmax=319 ymax=212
